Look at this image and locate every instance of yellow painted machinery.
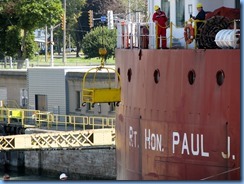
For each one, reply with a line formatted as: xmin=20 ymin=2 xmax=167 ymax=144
xmin=82 ymin=48 xmax=121 ymax=106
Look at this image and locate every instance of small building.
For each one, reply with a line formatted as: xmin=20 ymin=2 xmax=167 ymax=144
xmin=0 ymin=66 xmax=118 ymax=117
xmin=0 ymin=69 xmax=27 ymax=108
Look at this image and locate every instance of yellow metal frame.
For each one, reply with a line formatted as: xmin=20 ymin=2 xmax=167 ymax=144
xmin=0 ymin=128 xmax=115 ymax=150
xmin=82 ymin=66 xmax=121 ymax=103
xmin=0 ymin=107 xmax=116 ymax=151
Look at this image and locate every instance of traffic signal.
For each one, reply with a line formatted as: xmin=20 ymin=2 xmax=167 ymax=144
xmin=88 ymin=10 xmax=94 ymax=28
xmin=61 ymin=14 xmax=65 ymax=30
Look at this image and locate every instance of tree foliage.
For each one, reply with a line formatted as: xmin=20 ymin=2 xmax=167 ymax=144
xmin=0 ymin=0 xmax=63 ymax=59
xmin=0 ymin=0 xmax=148 ymax=59
xmin=4 ymin=26 xmax=21 ymax=58
xmin=78 ymin=0 xmax=147 ymax=55
xmin=16 ymin=0 xmax=63 ymax=30
xmin=65 ymin=0 xmax=86 ymax=56
xmin=81 ymin=26 xmax=116 ymax=59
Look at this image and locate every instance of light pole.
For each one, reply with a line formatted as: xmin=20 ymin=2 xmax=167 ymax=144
xmin=128 ymin=0 xmax=131 ymax=22
xmin=62 ymin=0 xmax=66 ymax=64
xmin=50 ymin=24 xmax=60 ymax=66
xmin=45 ymin=26 xmax=48 ymax=63
xmin=50 ymin=25 xmax=54 ymax=66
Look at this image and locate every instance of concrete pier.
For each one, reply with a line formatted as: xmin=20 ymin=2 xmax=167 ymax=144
xmin=24 ymin=147 xmax=116 ymax=180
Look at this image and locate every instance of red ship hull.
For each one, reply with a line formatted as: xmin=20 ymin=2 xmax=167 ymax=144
xmin=115 ymin=49 xmax=240 ymax=180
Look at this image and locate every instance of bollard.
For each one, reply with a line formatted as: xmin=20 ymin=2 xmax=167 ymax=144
xmin=4 ymin=56 xmax=7 ymax=68
xmin=9 ymin=57 xmax=13 ymax=68
xmin=25 ymin=58 xmax=29 ymax=68
xmin=17 ymin=60 xmax=24 ymax=69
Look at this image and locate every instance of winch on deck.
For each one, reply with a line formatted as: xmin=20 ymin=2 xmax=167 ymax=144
xmin=82 ymin=48 xmax=121 ymax=106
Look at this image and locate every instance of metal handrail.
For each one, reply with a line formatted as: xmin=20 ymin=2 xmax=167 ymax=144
xmin=0 ymin=107 xmax=115 ymax=131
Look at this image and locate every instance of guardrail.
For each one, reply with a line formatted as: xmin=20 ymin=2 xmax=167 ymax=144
xmin=0 ymin=107 xmax=115 ymax=131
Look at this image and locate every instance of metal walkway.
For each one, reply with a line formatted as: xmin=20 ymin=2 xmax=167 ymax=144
xmin=0 ymin=107 xmax=116 ymax=151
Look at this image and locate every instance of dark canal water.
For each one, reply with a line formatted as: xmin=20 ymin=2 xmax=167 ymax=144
xmin=0 ymin=167 xmax=57 ymax=181
xmin=0 ymin=166 xmax=115 ymax=181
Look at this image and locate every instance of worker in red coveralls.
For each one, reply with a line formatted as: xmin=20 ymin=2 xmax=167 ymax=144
xmin=152 ymin=5 xmax=168 ymax=49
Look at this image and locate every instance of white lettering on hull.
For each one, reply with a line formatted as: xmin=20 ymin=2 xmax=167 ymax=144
xmin=129 ymin=126 xmax=138 ymax=148
xmin=128 ymin=125 xmax=235 ymax=160
xmin=222 ymin=136 xmax=230 ymax=159
xmin=145 ymin=129 xmax=163 ymax=152
xmin=173 ymin=132 xmax=209 ymax=157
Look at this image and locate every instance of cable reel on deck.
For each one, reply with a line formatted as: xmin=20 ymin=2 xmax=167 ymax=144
xmin=82 ymin=48 xmax=121 ymax=108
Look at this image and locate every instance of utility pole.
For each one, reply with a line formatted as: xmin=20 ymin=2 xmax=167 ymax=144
xmin=50 ymin=24 xmax=60 ymax=67
xmin=62 ymin=0 xmax=66 ymax=64
xmin=50 ymin=25 xmax=54 ymax=66
xmin=45 ymin=26 xmax=48 ymax=63
xmin=128 ymin=0 xmax=131 ymax=22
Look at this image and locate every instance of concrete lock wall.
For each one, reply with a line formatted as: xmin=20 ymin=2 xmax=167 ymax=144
xmin=24 ymin=148 xmax=116 ymax=180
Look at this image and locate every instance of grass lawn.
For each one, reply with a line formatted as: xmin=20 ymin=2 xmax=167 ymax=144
xmin=0 ymin=52 xmax=115 ymax=69
xmin=31 ymin=53 xmax=115 ymax=67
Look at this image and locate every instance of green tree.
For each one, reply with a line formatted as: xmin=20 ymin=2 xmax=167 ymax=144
xmin=4 ymin=25 xmax=37 ymax=59
xmin=0 ymin=0 xmax=19 ymax=58
xmin=16 ymin=0 xmax=63 ymax=59
xmin=81 ymin=26 xmax=116 ymax=59
xmin=5 ymin=26 xmax=21 ymax=58
xmin=65 ymin=0 xmax=86 ymax=57
xmin=0 ymin=0 xmax=63 ymax=59
xmin=77 ymin=0 xmax=126 ymax=58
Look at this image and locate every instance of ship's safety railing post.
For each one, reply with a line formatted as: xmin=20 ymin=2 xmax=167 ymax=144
xmin=169 ymin=22 xmax=173 ymax=48
xmin=233 ymin=19 xmax=240 ymax=49
xmin=136 ymin=22 xmax=141 ymax=49
xmin=121 ymin=22 xmax=128 ymax=48
xmin=128 ymin=22 xmax=133 ymax=49
xmin=116 ymin=22 xmax=123 ymax=48
xmin=149 ymin=22 xmax=156 ymax=49
xmin=123 ymin=22 xmax=137 ymax=49
xmin=117 ymin=21 xmax=134 ymax=49
xmin=119 ymin=21 xmax=129 ymax=49
xmin=117 ymin=21 xmax=156 ymax=49
xmin=234 ymin=19 xmax=240 ymax=30
xmin=137 ymin=22 xmax=150 ymax=49
xmin=132 ymin=22 xmax=137 ymax=48
xmin=193 ymin=19 xmax=206 ymax=49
